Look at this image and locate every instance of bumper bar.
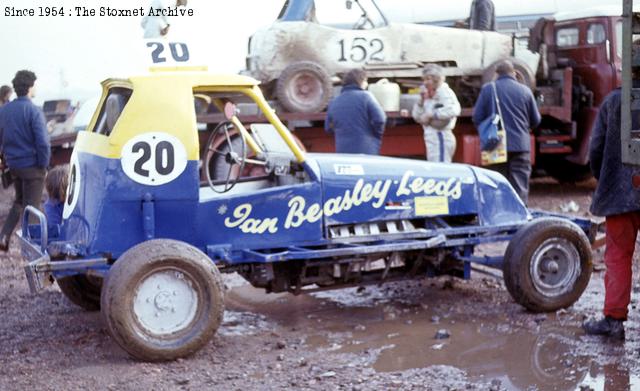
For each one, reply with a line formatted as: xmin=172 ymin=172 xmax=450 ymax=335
xmin=19 ymin=206 xmax=109 ymax=294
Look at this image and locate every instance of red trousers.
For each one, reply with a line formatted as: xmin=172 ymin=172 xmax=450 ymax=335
xmin=604 ymin=212 xmax=640 ymax=320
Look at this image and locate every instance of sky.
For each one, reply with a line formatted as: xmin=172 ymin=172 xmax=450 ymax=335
xmin=0 ymin=0 xmax=625 ymax=105
xmin=0 ymin=0 xmax=283 ymax=104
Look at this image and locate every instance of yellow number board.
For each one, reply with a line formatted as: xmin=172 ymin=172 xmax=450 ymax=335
xmin=414 ymin=196 xmax=449 ymax=216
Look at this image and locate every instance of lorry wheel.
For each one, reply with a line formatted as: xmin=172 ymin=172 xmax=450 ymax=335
xmin=101 ymin=239 xmax=224 ymax=361
xmin=276 ymin=61 xmax=332 ymax=113
xmin=503 ymin=217 xmax=591 ymax=312
xmin=482 ymin=57 xmax=536 ymax=90
xmin=57 ymin=274 xmax=102 ymax=311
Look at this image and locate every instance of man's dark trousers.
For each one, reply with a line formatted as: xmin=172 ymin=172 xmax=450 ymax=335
xmin=491 ymin=151 xmax=531 ymax=204
xmin=0 ymin=167 xmax=46 ymax=241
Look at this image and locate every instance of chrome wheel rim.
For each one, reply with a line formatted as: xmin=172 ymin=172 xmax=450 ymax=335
xmin=529 ymin=238 xmax=580 ymax=298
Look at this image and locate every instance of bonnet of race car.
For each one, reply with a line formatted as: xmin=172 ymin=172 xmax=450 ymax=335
xmin=309 ymin=153 xmax=529 ymax=227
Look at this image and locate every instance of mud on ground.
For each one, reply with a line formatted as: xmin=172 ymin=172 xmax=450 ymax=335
xmin=1 ymin=177 xmax=639 ymax=391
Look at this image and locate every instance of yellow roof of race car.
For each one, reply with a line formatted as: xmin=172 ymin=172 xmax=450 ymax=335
xmin=77 ymin=70 xmax=306 ymax=163
xmin=101 ymin=71 xmax=262 ymax=89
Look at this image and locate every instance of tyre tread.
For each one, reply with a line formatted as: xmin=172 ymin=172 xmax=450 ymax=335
xmin=57 ymin=275 xmax=102 ymax=311
xmin=503 ymin=217 xmax=592 ymax=312
xmin=101 ymin=239 xmax=224 ymax=361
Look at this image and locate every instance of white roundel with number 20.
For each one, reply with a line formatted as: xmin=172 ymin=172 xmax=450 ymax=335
xmin=121 ymin=132 xmax=188 ymax=186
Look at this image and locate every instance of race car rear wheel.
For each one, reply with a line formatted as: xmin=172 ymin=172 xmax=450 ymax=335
xmin=57 ymin=274 xmax=102 ymax=311
xmin=101 ymin=239 xmax=224 ymax=361
xmin=503 ymin=217 xmax=592 ymax=312
xmin=276 ymin=61 xmax=332 ymax=113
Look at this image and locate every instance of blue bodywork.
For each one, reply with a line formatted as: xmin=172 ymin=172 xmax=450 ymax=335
xmin=19 ymin=140 xmax=600 ymax=295
xmin=56 ymin=153 xmax=527 ymax=256
xmin=19 ymin=146 xmax=545 ymax=286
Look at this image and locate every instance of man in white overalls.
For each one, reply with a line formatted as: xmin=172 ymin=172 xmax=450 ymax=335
xmin=411 ymin=64 xmax=462 ymax=163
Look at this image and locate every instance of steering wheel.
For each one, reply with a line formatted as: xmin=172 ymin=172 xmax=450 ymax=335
xmin=204 ymin=121 xmax=247 ymax=193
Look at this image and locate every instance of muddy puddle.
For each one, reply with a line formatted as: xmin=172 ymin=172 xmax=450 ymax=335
xmin=225 ymin=278 xmax=640 ymax=390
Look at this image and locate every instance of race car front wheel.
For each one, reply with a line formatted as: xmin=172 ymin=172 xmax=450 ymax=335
xmin=503 ymin=217 xmax=592 ymax=312
xmin=101 ymin=239 xmax=224 ymax=361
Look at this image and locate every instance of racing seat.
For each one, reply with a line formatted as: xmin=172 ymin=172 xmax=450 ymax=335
xmin=250 ymin=123 xmax=295 ymax=156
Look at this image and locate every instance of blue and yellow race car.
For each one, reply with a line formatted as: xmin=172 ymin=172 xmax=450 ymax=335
xmin=19 ymin=68 xmax=596 ymax=362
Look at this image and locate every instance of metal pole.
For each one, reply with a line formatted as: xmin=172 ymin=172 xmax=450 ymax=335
xmin=622 ymin=0 xmax=640 ymax=164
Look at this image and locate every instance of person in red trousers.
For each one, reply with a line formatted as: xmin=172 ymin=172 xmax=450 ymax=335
xmin=582 ymin=86 xmax=640 ymax=340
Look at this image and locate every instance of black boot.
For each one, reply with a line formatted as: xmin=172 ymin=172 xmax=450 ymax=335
xmin=582 ymin=316 xmax=625 ymax=340
xmin=0 ymin=235 xmax=8 ymax=252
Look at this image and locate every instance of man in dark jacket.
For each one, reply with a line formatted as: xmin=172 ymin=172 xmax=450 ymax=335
xmin=0 ymin=70 xmax=50 ymax=252
xmin=469 ymin=0 xmax=496 ymax=31
xmin=472 ymin=60 xmax=541 ymax=204
xmin=325 ymin=68 xmax=386 ymax=155
xmin=582 ymin=88 xmax=640 ymax=340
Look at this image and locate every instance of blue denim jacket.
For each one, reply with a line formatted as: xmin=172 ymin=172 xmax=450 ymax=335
xmin=0 ymin=96 xmax=50 ymax=169
xmin=325 ymin=84 xmax=387 ymax=155
xmin=473 ymin=75 xmax=541 ymax=152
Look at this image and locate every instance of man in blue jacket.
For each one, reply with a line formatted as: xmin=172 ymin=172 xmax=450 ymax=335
xmin=473 ymin=60 xmax=541 ymax=204
xmin=325 ymin=68 xmax=386 ymax=155
xmin=0 ymin=70 xmax=50 ymax=252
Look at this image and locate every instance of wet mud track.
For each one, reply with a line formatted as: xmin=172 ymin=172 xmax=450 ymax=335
xmin=1 ymin=178 xmax=640 ymax=390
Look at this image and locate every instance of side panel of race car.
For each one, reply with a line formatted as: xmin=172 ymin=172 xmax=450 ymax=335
xmin=312 ymin=154 xmax=529 ymax=227
xmin=61 ymin=76 xmax=202 ymax=258
xmin=196 ymin=182 xmax=324 ymax=251
xmin=62 ymin=148 xmax=200 ymax=258
xmin=312 ymin=154 xmax=479 ymax=226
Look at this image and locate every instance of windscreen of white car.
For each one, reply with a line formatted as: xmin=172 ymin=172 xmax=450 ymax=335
xmin=315 ymin=0 xmax=387 ymax=29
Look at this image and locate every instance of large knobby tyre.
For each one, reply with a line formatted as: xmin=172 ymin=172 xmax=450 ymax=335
xmin=503 ymin=217 xmax=592 ymax=312
xmin=57 ymin=274 xmax=103 ymax=311
xmin=482 ymin=57 xmax=536 ymax=90
xmin=276 ymin=61 xmax=332 ymax=113
xmin=101 ymin=239 xmax=224 ymax=361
